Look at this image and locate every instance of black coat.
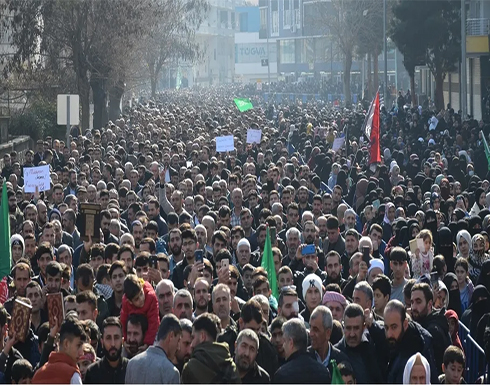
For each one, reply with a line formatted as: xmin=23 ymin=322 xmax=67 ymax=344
xmin=273 ymin=350 xmax=331 ymax=384
xmin=242 ymin=362 xmax=270 ymax=384
xmin=335 ymin=332 xmax=384 ymax=384
xmin=84 ymin=357 xmax=128 ymax=384
xmin=417 ymin=309 xmax=451 ymax=376
xmin=386 ymin=321 xmax=439 ymax=384
xmin=307 ymin=344 xmax=351 ymax=375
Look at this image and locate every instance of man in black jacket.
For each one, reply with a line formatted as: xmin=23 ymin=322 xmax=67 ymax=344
xmin=308 ymin=305 xmax=350 ymax=375
xmin=235 ymin=329 xmax=270 ymax=384
xmin=383 ymin=299 xmax=439 ymax=384
xmin=273 ymin=318 xmax=331 ymax=384
xmin=84 ymin=317 xmax=128 ymax=384
xmin=334 ymin=303 xmax=384 ymax=384
xmin=410 ymin=283 xmax=451 ymax=376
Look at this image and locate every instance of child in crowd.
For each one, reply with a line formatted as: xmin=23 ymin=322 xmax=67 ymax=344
xmin=77 ymin=343 xmax=96 ymax=382
xmin=11 ymin=359 xmax=33 ymax=384
xmin=338 ymin=361 xmax=357 ymax=384
xmin=439 ymin=346 xmax=465 ymax=384
xmin=411 ymin=229 xmax=434 ymax=279
xmin=120 ymin=274 xmax=159 ymax=347
xmin=454 ymin=257 xmax=474 ymax=313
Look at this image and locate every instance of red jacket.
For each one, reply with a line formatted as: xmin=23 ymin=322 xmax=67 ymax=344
xmin=120 ymin=280 xmax=160 ymax=345
xmin=32 ymin=352 xmax=80 ymax=384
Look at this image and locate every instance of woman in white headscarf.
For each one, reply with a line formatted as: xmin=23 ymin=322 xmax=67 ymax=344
xmin=403 ymin=353 xmax=431 ymax=384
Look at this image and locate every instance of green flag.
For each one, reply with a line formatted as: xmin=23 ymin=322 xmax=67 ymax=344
xmin=0 ymin=181 xmax=11 ymax=280
xmin=330 ymin=360 xmax=345 ymax=384
xmin=261 ymin=227 xmax=278 ymax=300
xmin=482 ymin=131 xmax=490 ymax=171
xmin=234 ymin=98 xmax=253 ymax=112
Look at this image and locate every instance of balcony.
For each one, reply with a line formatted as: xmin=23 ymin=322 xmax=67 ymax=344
xmin=466 ymin=18 xmax=489 ymax=36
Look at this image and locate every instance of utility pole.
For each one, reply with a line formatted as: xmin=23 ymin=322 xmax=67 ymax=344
xmin=267 ymin=5 xmax=271 ymax=93
xmin=461 ymin=0 xmax=467 ymax=118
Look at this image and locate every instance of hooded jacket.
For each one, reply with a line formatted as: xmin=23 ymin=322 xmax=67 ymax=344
xmin=387 ymin=321 xmax=439 ymax=384
xmin=445 ymin=309 xmax=463 ymax=350
xmin=416 ymin=308 xmax=451 ymax=376
xmin=181 ymin=341 xmax=240 ymax=384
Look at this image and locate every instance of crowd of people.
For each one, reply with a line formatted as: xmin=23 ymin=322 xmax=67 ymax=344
xmin=0 ymin=84 xmax=489 ymax=384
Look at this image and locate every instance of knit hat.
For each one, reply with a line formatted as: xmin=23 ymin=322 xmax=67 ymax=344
xmin=302 ymin=274 xmax=323 ymax=301
xmin=322 ymin=291 xmax=347 ymax=307
xmin=368 ymin=258 xmax=384 ymax=275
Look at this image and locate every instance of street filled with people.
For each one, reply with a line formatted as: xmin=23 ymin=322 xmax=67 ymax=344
xmin=1 ymin=84 xmax=490 ymax=384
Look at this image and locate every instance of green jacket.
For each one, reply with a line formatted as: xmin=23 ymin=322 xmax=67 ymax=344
xmin=182 ymin=342 xmax=240 ymax=384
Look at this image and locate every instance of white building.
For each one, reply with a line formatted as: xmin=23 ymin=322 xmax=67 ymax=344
xmin=192 ymin=0 xmax=246 ymax=86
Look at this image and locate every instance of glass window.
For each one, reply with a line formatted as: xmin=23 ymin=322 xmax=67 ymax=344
xmin=239 ymin=13 xmax=248 ymax=32
xmin=279 ymin=40 xmax=295 ymax=64
xmin=284 ymin=0 xmax=291 ymax=28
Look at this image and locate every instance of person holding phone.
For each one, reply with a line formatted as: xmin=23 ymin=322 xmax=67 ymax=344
xmin=292 ymin=244 xmax=327 ymax=301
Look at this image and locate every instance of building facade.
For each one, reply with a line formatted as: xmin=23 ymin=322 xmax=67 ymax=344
xmin=192 ymin=0 xmax=245 ymax=86
xmin=234 ymin=6 xmax=278 ymax=84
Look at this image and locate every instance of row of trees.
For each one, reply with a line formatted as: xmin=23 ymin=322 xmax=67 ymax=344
xmin=315 ymin=0 xmax=460 ymax=110
xmin=1 ymin=0 xmax=209 ymax=130
xmin=390 ymin=0 xmax=460 ymax=110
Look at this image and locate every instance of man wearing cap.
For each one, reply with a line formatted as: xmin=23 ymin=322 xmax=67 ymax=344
xmin=322 ymin=291 xmax=347 ymax=322
xmin=389 ymin=247 xmax=409 ymax=303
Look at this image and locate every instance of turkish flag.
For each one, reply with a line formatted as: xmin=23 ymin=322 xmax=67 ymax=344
xmin=369 ymin=91 xmax=381 ymax=164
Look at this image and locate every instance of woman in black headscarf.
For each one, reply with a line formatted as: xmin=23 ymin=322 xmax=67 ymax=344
xmin=443 ymin=272 xmax=462 ymax=317
xmin=336 ymin=170 xmax=348 ymax=197
xmin=407 ymin=203 xmax=418 ymax=218
xmin=477 ymin=260 xmax=490 ymax=293
xmin=470 ymin=187 xmax=486 ymax=216
xmin=376 ymin=204 xmax=386 ymax=226
xmin=398 ymin=226 xmax=409 ymax=249
xmin=437 ymin=226 xmax=456 ymax=273
xmin=424 ymin=209 xmax=438 ymax=244
xmin=468 ymin=215 xmax=483 ymax=237
xmin=461 ymin=285 xmax=490 ymax=339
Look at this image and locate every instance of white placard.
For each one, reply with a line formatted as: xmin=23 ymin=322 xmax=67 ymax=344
xmin=57 ymin=94 xmax=80 ymax=125
xmin=332 ymin=137 xmax=345 ymax=153
xmin=24 ymin=165 xmax=51 ymax=192
xmin=246 ymin=129 xmax=262 ymax=144
xmin=216 ymin=135 xmax=235 ymax=152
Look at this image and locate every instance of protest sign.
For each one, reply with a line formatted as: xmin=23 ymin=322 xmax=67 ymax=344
xmin=24 ymin=166 xmax=50 ymax=193
xmin=246 ymin=129 xmax=262 ymax=144
xmin=216 ymin=135 xmax=235 ymax=152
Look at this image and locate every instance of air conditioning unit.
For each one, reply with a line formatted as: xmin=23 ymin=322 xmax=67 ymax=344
xmin=291 ymin=24 xmax=296 ymax=33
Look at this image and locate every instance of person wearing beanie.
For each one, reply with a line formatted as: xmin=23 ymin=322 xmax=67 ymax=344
xmin=10 ymin=234 xmax=25 ymax=265
xmin=300 ymin=274 xmax=323 ymax=324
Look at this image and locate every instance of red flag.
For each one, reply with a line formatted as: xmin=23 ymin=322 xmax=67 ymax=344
xmin=369 ymin=91 xmax=381 ymax=164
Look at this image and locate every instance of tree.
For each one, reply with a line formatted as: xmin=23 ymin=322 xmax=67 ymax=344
xmin=390 ymin=0 xmax=460 ymax=109
xmin=425 ymin=1 xmax=460 ymax=110
xmin=313 ymin=0 xmax=372 ymax=107
xmin=390 ymin=0 xmax=427 ymax=107
xmin=143 ymin=0 xmax=209 ymax=98
xmin=354 ymin=0 xmax=383 ymax=100
xmin=1 ymin=0 xmax=205 ymax=131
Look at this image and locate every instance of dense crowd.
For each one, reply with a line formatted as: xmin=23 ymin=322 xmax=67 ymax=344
xmin=0 ymin=85 xmax=489 ymax=384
